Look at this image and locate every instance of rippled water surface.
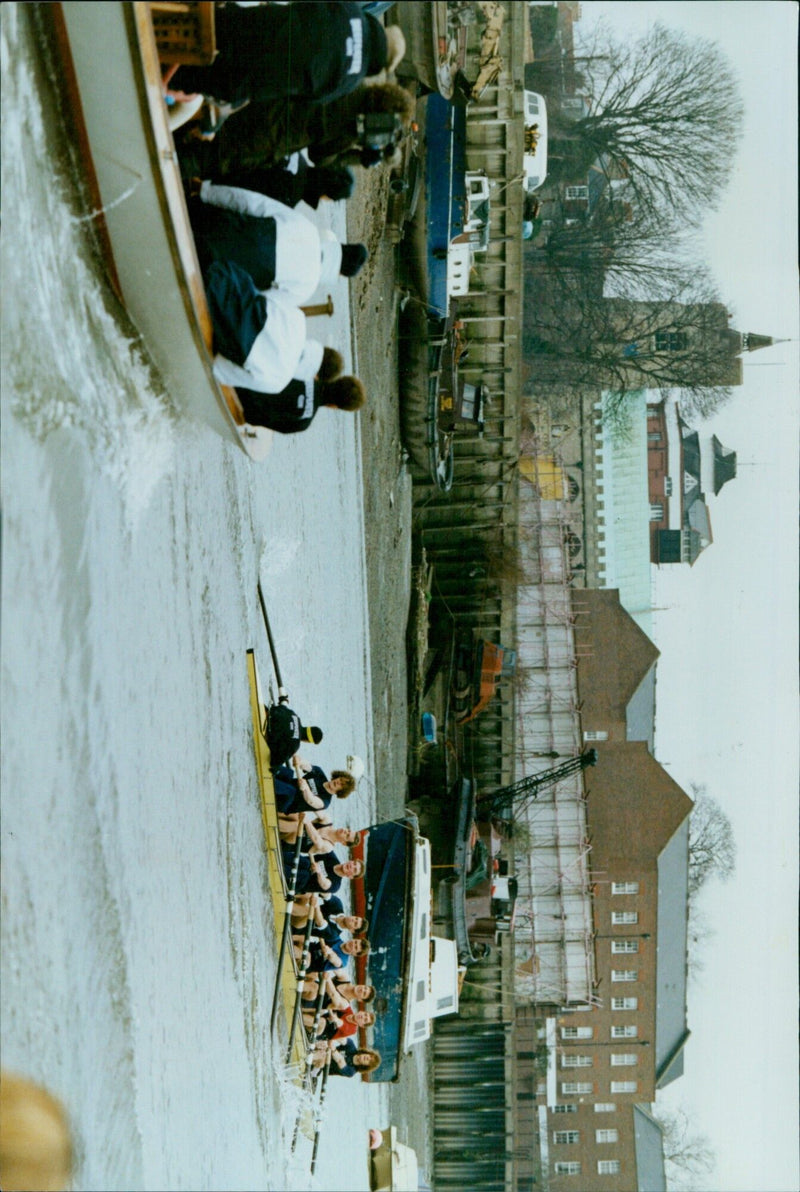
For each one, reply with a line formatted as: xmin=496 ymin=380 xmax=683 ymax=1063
xmin=0 ymin=5 xmax=388 ymax=1188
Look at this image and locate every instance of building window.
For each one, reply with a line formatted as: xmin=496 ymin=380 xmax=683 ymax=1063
xmin=594 ymin=1103 xmax=617 ymax=1114
xmin=583 ymin=730 xmax=608 ymax=741
xmin=565 ymin=185 xmax=589 ymax=200
xmin=554 ymin=1162 xmax=582 ymax=1176
xmin=611 ymin=940 xmax=639 ymax=954
xmin=611 ymin=1025 xmax=638 ymax=1039
xmin=562 ymin=1055 xmax=593 ymax=1067
xmin=650 ymin=501 xmax=664 ymax=521
xmin=655 ymin=330 xmax=688 ymax=352
xmin=610 ymin=1081 xmax=638 ymax=1094
xmin=562 ymin=1027 xmax=594 ymax=1040
xmin=553 ymin=1104 xmax=578 ymax=1114
xmin=554 ymin=1131 xmax=580 ymax=1145
xmin=611 ymin=882 xmax=639 ymax=895
xmin=561 ymin=1082 xmax=593 ymax=1095
xmin=665 ymin=476 xmax=673 ymax=496
xmin=647 ymin=431 xmax=662 ymax=442
xmin=612 ymin=997 xmax=638 ymax=1011
xmin=611 ymin=1053 xmax=638 ymax=1067
xmin=611 ymin=970 xmax=638 ymax=982
xmin=598 ymin=1160 xmax=622 ymax=1175
xmin=612 ymin=911 xmax=638 ymax=925
xmin=596 ymin=1129 xmax=619 ymax=1144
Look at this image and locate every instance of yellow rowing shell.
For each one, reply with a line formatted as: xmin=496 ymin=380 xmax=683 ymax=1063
xmin=246 ymin=648 xmax=307 ymax=1070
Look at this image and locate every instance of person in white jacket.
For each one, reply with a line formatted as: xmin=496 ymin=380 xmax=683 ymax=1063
xmin=191 ymin=181 xmax=367 ymax=303
xmin=205 ymin=258 xmax=322 ymax=394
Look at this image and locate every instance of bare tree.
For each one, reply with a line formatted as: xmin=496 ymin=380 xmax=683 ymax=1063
xmin=654 ymin=1105 xmax=717 ymax=1191
xmin=687 ymin=786 xmax=737 ymax=897
xmin=523 ymin=257 xmax=737 ymax=420
xmin=552 ymin=22 xmax=744 ymax=229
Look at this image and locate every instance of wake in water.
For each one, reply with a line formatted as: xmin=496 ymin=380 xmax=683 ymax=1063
xmin=0 ymin=3 xmax=178 ymax=525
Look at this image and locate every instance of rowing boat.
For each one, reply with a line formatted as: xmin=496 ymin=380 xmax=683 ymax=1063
xmin=245 ymin=648 xmax=306 ymax=1066
xmin=50 ymin=1 xmax=270 ymax=459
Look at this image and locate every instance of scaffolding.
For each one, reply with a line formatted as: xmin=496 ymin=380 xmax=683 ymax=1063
xmin=511 ymin=441 xmax=598 ymax=1008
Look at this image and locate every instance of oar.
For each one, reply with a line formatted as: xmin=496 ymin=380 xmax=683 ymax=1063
xmin=270 ymin=826 xmax=306 ymax=1033
xmin=310 ymin=1052 xmax=333 ymax=1176
xmin=285 ymin=913 xmax=320 ymax=1063
xmin=257 ymin=580 xmax=288 ymax=699
xmin=291 ymin=977 xmax=329 ymax=1153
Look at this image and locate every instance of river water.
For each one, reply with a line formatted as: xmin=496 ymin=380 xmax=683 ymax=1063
xmin=0 ymin=5 xmax=398 ymax=1188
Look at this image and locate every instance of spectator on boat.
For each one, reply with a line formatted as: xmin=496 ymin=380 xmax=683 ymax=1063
xmin=237 ymin=369 xmax=366 ymax=436
xmin=191 ymin=181 xmax=368 ymax=299
xmin=177 ymin=82 xmax=414 ymax=183
xmin=173 ymin=5 xmax=405 ymax=112
xmin=208 ymin=153 xmax=355 ymax=211
xmin=204 ymin=259 xmax=316 ymax=394
xmin=265 ymin=699 xmax=323 ymax=772
xmin=203 ymin=258 xmax=367 ymax=425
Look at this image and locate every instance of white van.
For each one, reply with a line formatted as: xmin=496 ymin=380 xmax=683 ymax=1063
xmin=522 ymin=90 xmax=548 ymax=191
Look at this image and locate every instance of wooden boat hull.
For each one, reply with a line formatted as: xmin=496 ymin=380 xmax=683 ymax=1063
xmin=56 ymin=2 xmax=269 ymax=458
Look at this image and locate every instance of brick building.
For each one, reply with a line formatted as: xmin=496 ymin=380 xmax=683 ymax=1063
xmin=516 ymin=592 xmax=692 ymax=1190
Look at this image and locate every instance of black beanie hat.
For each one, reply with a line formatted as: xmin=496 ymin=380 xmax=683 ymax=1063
xmin=302 ymin=725 xmax=324 ymax=745
xmin=340 ymin=242 xmax=368 ymax=278
xmin=362 ymin=13 xmax=388 ymax=77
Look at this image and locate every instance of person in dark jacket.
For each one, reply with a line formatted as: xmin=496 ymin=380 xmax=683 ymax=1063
xmin=266 ymin=700 xmax=323 ymax=772
xmin=213 ymin=154 xmax=355 ymax=211
xmin=176 ymin=82 xmax=415 ymax=183
xmin=173 ymin=4 xmax=404 ymax=108
xmin=238 ymin=372 xmax=366 ymax=435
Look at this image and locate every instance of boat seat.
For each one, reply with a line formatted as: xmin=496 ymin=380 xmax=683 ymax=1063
xmin=150 ymin=1 xmax=216 ymax=66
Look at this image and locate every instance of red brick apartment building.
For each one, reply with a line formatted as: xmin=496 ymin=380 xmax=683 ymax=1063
xmin=515 ymin=591 xmax=692 ymax=1190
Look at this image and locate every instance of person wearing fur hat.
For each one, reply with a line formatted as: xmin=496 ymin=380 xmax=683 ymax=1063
xmin=172 ymin=4 xmax=405 ymax=111
xmin=176 ymin=82 xmax=415 ymax=185
xmin=190 ymin=182 xmax=367 ymax=303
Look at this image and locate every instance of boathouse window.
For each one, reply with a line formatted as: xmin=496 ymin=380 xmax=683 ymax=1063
xmin=565 ymin=185 xmax=589 ymax=201
xmin=561 ymin=1026 xmax=593 ymax=1040
xmin=611 ymin=970 xmax=638 ymax=982
xmin=612 ymin=911 xmax=638 ymax=925
xmin=554 ymin=1131 xmax=580 ymax=1145
xmin=611 ymin=1025 xmax=638 ymax=1039
xmin=596 ymin=1129 xmax=619 ymax=1144
xmin=561 ymin=1055 xmax=593 ymax=1068
xmin=665 ymin=476 xmax=673 ymax=495
xmin=583 ymin=730 xmax=608 ymax=741
xmin=561 ymin=1082 xmax=592 ymax=1095
xmin=594 ymin=1103 xmax=616 ymax=1113
xmin=610 ymin=1081 xmax=638 ymax=1094
xmin=611 ymin=1054 xmax=638 ymax=1067
xmin=598 ymin=1160 xmax=621 ymax=1175
xmin=650 ymin=502 xmax=664 ymax=521
xmin=554 ymin=1162 xmax=581 ymax=1175
xmin=611 ymin=882 xmax=639 ymax=895
xmin=611 ymin=940 xmax=639 ymax=954
xmin=612 ymin=997 xmax=638 ymax=1010
xmin=553 ymin=1104 xmax=578 ymax=1114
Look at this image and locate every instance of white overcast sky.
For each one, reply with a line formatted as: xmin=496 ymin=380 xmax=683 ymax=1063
xmin=575 ymin=4 xmax=799 ymax=1190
